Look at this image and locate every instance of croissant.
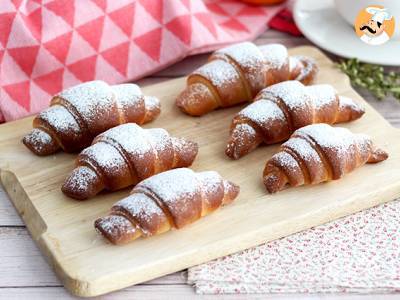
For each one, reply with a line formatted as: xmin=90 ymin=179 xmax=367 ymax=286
xmin=94 ymin=168 xmax=240 ymax=245
xmin=176 ymin=42 xmax=317 ymax=116
xmin=23 ymin=80 xmax=161 ymax=156
xmin=263 ymin=124 xmax=388 ymax=193
xmin=226 ymin=80 xmax=365 ymax=159
xmin=62 ymin=124 xmax=198 ymax=200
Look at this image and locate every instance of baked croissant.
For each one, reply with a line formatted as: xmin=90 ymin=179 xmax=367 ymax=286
xmin=62 ymin=124 xmax=198 ymax=200
xmin=176 ymin=42 xmax=317 ymax=116
xmin=226 ymin=80 xmax=365 ymax=159
xmin=263 ymin=124 xmax=388 ymax=193
xmin=95 ymin=168 xmax=240 ymax=245
xmin=23 ymin=80 xmax=160 ymax=156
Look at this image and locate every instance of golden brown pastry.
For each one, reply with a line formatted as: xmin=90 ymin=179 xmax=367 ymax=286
xmin=23 ymin=80 xmax=160 ymax=156
xmin=176 ymin=42 xmax=317 ymax=116
xmin=226 ymin=81 xmax=365 ymax=159
xmin=62 ymin=124 xmax=198 ymax=200
xmin=95 ymin=168 xmax=240 ymax=245
xmin=263 ymin=124 xmax=388 ymax=193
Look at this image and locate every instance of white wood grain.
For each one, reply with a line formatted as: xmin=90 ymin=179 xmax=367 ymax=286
xmin=0 ymin=228 xmax=185 ymax=288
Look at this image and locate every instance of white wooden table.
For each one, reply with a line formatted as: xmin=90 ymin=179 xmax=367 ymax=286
xmin=1 ymin=30 xmax=400 ymax=300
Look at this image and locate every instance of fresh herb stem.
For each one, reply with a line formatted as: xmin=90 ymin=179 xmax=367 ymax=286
xmin=336 ymin=58 xmax=400 ymax=101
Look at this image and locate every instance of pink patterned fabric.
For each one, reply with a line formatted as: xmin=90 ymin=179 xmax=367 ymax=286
xmin=188 ymin=199 xmax=400 ymax=294
xmin=0 ymin=0 xmax=283 ymax=122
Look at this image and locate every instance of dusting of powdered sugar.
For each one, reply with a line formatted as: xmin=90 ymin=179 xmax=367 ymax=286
xmin=111 ymin=83 xmax=142 ymax=110
xmin=339 ymin=96 xmax=361 ymax=112
xmin=292 ymin=56 xmax=316 ymax=82
xmin=147 ymin=128 xmax=170 ymax=153
xmin=239 ymin=99 xmax=285 ymax=124
xmin=139 ymin=168 xmax=198 ymax=211
xmin=24 ymin=128 xmax=52 ymax=151
xmin=264 ymin=81 xmax=309 ymax=111
xmin=259 ymin=44 xmax=288 ymax=69
xmin=196 ymin=171 xmax=222 ymax=196
xmin=99 ymin=123 xmax=152 ymax=160
xmin=289 ymin=56 xmax=299 ymax=73
xmin=59 ymin=80 xmax=114 ymax=122
xmin=194 ymin=59 xmax=239 ymax=88
xmin=81 ymin=142 xmax=125 ymax=171
xmin=116 ymin=193 xmax=164 ymax=235
xmin=296 ymin=124 xmax=355 ymax=158
xmin=306 ymin=84 xmax=337 ymax=110
xmin=144 ymin=96 xmax=160 ymax=111
xmin=39 ymin=104 xmax=80 ymax=133
xmin=272 ymin=151 xmax=300 ymax=171
xmin=216 ymin=42 xmax=263 ymax=70
xmin=96 ymin=215 xmax=136 ymax=237
xmin=65 ymin=166 xmax=98 ymax=192
xmin=283 ymin=137 xmax=322 ymax=165
xmin=216 ymin=42 xmax=265 ymax=88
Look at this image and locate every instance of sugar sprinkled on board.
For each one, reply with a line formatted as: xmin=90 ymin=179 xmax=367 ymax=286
xmin=194 ymin=60 xmax=240 ymax=88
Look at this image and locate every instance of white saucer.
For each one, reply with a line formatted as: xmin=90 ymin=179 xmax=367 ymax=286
xmin=293 ymin=0 xmax=400 ymax=66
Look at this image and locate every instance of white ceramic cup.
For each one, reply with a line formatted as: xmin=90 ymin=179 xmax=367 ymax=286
xmin=334 ymin=0 xmax=400 ymax=40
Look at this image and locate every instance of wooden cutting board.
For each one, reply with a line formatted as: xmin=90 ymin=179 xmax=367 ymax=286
xmin=1 ymin=46 xmax=399 ymax=297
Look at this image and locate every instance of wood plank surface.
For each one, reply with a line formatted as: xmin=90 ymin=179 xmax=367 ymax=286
xmin=1 ymin=30 xmax=399 ymax=299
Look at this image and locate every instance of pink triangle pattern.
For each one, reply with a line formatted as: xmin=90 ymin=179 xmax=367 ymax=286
xmin=0 ymin=0 xmax=283 ymax=122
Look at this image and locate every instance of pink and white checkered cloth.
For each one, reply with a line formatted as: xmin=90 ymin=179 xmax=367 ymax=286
xmin=188 ymin=199 xmax=400 ymax=294
xmin=0 ymin=0 xmax=283 ymax=122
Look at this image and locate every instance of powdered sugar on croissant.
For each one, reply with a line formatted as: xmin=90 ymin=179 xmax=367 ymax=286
xmin=226 ymin=81 xmax=365 ymax=159
xmin=263 ymin=124 xmax=388 ymax=193
xmin=95 ymin=168 xmax=240 ymax=245
xmin=176 ymin=42 xmax=317 ymax=116
xmin=23 ymin=80 xmax=160 ymax=156
xmin=62 ymin=124 xmax=198 ymax=200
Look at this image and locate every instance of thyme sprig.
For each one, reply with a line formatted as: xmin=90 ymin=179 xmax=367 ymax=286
xmin=336 ymin=58 xmax=400 ymax=101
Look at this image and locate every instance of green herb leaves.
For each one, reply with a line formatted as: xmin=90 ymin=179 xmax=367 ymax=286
xmin=336 ymin=58 xmax=400 ymax=101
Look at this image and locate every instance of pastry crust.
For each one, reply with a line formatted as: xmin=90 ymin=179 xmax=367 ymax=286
xmin=23 ymin=81 xmax=161 ymax=155
xmin=62 ymin=124 xmax=198 ymax=200
xmin=263 ymin=124 xmax=388 ymax=193
xmin=226 ymin=81 xmax=365 ymax=159
xmin=176 ymin=42 xmax=317 ymax=116
xmin=95 ymin=168 xmax=240 ymax=245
